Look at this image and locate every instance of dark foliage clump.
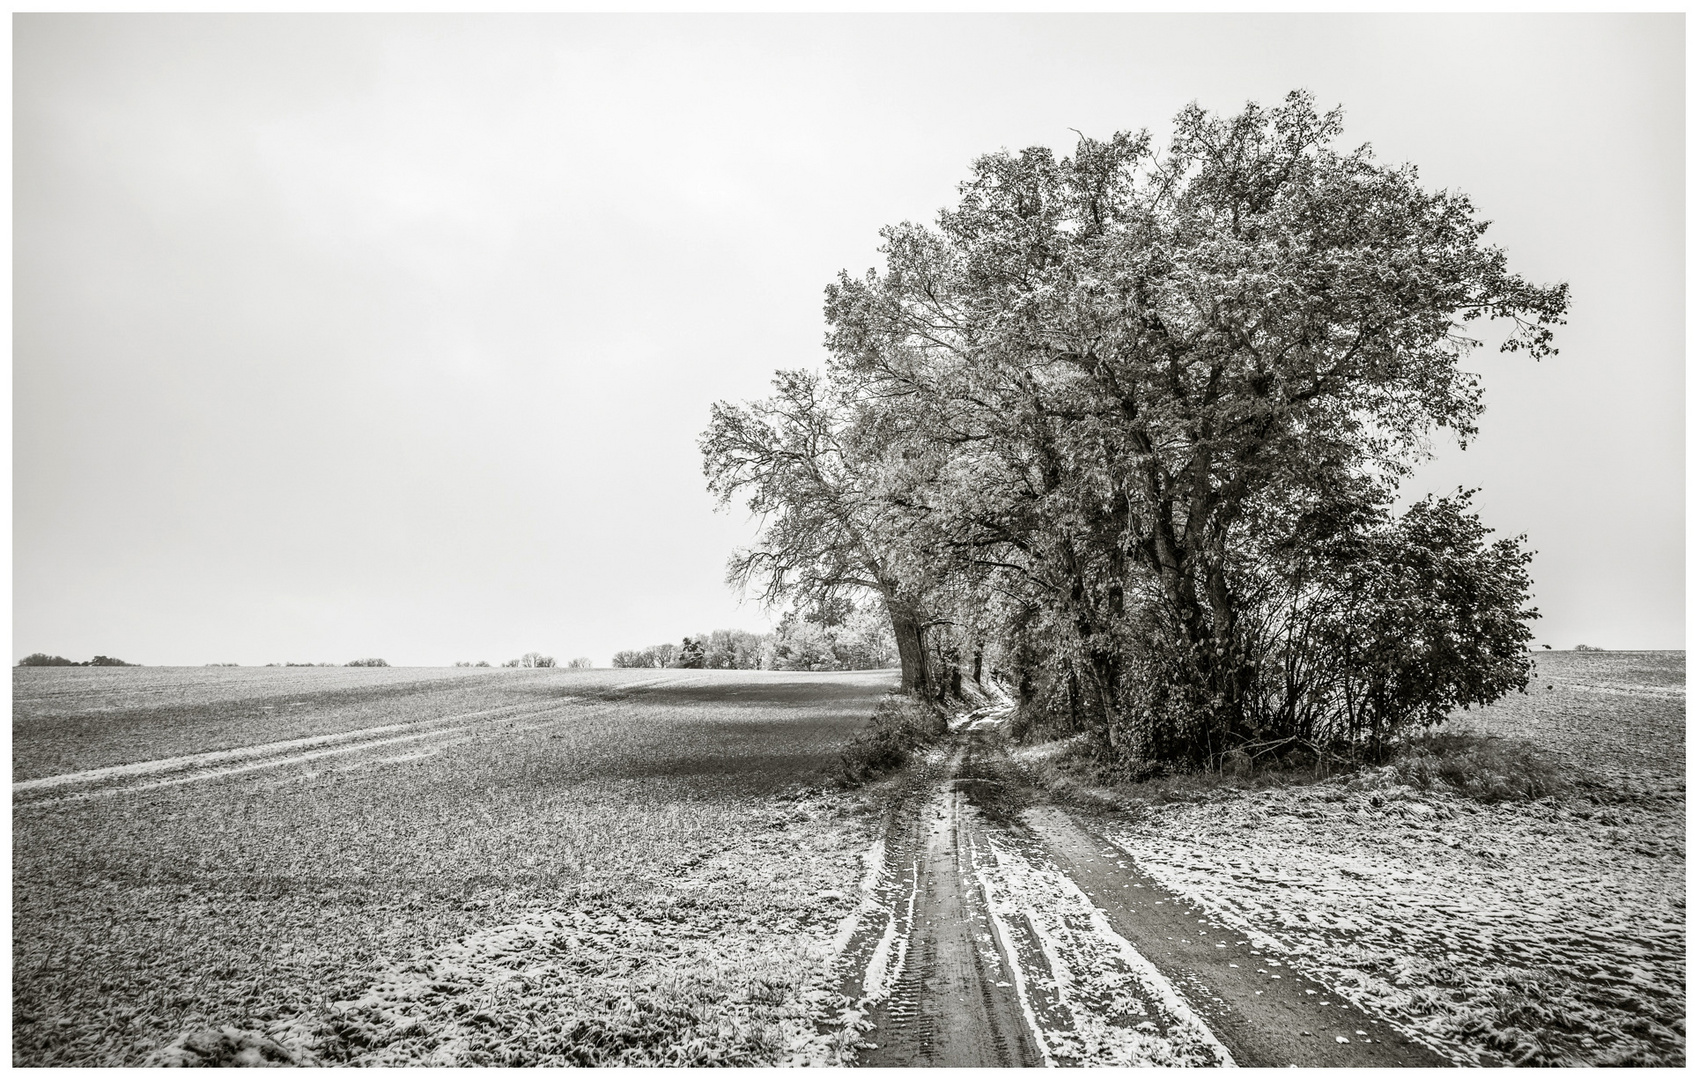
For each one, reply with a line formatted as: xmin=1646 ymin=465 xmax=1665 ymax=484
xmin=838 ymin=695 xmax=948 ymax=786
xmin=345 ymin=658 xmax=390 ymax=668
xmin=1393 ymin=733 xmax=1566 ymax=802
xmin=16 ymin=653 xmax=135 ymax=667
xmin=17 ymin=653 xmax=76 ymax=667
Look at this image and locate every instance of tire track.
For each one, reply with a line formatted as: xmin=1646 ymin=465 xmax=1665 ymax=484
xmin=12 ymin=698 xmax=584 ymax=808
xmin=832 ymin=725 xmax=1452 ymax=1067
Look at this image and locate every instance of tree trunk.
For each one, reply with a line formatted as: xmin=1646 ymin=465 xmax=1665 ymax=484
xmin=887 ymin=602 xmax=930 ymax=694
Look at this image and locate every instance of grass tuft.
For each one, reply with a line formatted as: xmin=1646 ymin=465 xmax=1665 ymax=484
xmin=1392 ymin=733 xmax=1566 ymax=802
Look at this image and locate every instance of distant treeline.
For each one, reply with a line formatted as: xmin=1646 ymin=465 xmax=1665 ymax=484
xmin=16 ymin=653 xmax=135 ymax=667
xmin=453 ymin=653 xmax=592 ymax=669
xmin=613 ymin=606 xmax=897 ymax=672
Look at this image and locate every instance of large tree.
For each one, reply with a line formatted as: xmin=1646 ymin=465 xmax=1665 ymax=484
xmin=700 ymin=369 xmax=941 ymax=691
xmin=823 ymin=92 xmax=1566 ymax=762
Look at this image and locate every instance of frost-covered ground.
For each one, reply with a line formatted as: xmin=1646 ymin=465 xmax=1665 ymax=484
xmin=14 ymin=669 xmax=896 ymax=1067
xmin=969 ymin=822 xmax=1234 ymax=1067
xmin=1101 ymin=652 xmax=1684 ymax=1067
xmin=150 ymin=790 xmax=880 ymax=1067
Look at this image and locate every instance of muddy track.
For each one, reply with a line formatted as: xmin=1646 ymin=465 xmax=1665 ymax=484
xmin=833 ymin=727 xmax=1452 ymax=1067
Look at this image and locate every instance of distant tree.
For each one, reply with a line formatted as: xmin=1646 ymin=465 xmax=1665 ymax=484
xmin=518 ymin=652 xmax=556 ymax=668
xmin=16 ymin=653 xmax=75 ymax=667
xmin=502 ymin=658 xmax=521 ymax=668
xmin=612 ymin=643 xmax=681 ymax=668
xmin=1574 ymin=644 xmax=1602 ymax=652
xmin=345 ymin=658 xmax=390 ymax=667
xmin=698 ymin=629 xmax=768 ymax=670
xmin=454 ymin=661 xmax=475 ymax=667
xmin=766 ymin=614 xmax=838 ymax=671
xmin=673 ymin=638 xmax=707 ymax=668
xmin=475 ymin=660 xmax=492 ymax=667
xmin=88 ymin=655 xmax=135 ymax=666
xmin=565 ymin=657 xmax=593 ymax=669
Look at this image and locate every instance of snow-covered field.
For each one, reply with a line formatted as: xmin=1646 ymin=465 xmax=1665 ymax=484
xmin=13 ymin=669 xmax=895 ymax=1067
xmin=1103 ymin=652 xmax=1685 ymax=1066
xmin=151 ymin=790 xmax=879 ymax=1067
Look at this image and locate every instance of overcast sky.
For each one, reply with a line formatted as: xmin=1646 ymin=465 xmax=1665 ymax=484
xmin=13 ymin=13 xmax=1684 ymax=665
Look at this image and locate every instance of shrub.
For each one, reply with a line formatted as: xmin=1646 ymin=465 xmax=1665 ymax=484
xmin=345 ymin=658 xmax=390 ymax=668
xmin=672 ymin=638 xmax=706 ymax=669
xmin=838 ymin=694 xmax=948 ymax=786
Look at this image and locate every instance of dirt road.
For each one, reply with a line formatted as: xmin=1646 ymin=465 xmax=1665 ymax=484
xmin=833 ymin=727 xmax=1453 ymax=1067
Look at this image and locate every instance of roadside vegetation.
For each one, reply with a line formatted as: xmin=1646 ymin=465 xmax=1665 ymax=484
xmin=837 ymin=694 xmax=948 ymax=785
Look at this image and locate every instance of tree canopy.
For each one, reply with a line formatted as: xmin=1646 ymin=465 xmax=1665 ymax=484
xmin=704 ymin=92 xmax=1566 ymax=770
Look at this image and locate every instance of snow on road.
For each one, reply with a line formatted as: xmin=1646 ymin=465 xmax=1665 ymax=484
xmin=967 ymin=821 xmax=1235 ymax=1066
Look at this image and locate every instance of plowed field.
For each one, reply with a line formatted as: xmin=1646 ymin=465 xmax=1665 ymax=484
xmin=12 ymin=667 xmax=896 ymax=1066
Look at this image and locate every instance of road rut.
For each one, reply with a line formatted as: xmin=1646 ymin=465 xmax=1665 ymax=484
xmin=832 ymin=727 xmax=1452 ymax=1067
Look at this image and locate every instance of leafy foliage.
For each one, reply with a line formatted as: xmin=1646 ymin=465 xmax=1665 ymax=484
xmin=838 ymin=694 xmax=948 ymax=785
xmin=706 ymin=92 xmax=1564 ymax=769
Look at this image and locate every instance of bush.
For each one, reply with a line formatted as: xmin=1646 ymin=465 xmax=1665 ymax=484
xmin=1393 ymin=734 xmax=1565 ymax=802
xmin=345 ymin=658 xmax=390 ymax=667
xmin=838 ymin=694 xmax=948 ymax=786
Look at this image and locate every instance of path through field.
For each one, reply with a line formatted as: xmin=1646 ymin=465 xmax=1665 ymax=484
xmin=833 ymin=725 xmax=1446 ymax=1067
xmin=17 ymin=658 xmax=1673 ymax=1066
